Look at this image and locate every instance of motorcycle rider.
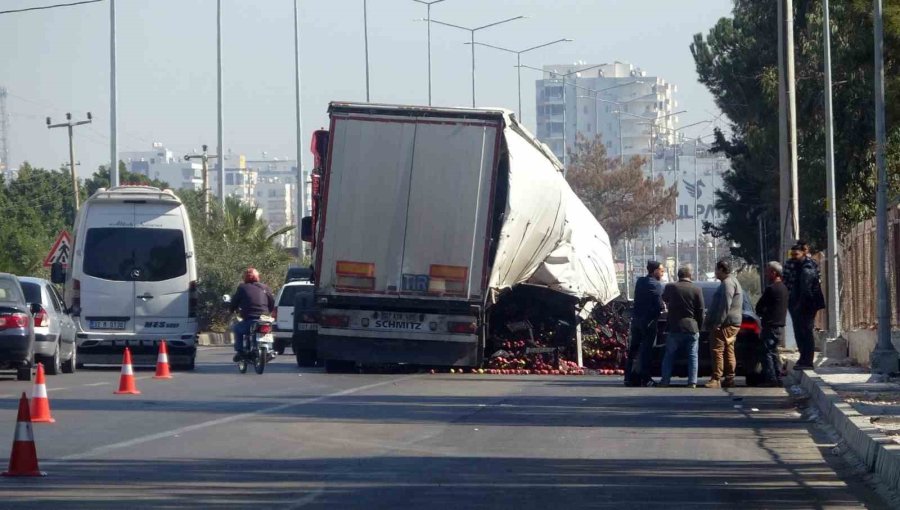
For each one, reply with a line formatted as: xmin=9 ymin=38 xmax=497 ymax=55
xmin=229 ymin=267 xmax=275 ymax=362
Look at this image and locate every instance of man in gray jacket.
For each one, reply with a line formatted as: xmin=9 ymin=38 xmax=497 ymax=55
xmin=702 ymin=260 xmax=744 ymax=388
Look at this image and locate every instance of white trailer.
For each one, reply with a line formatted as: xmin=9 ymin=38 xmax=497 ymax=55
xmin=307 ymin=103 xmax=618 ymax=370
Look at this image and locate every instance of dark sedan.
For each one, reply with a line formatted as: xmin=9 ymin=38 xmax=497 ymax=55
xmin=651 ymin=280 xmax=763 ymax=383
xmin=0 ymin=273 xmax=37 ymax=381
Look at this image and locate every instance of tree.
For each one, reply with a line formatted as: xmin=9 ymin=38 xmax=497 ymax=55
xmin=565 ymin=134 xmax=677 ymax=245
xmin=691 ymin=0 xmax=900 ymax=264
xmin=177 ymin=191 xmax=292 ymax=331
xmin=0 ymin=163 xmax=79 ymax=276
xmin=83 ymin=161 xmax=170 ymax=197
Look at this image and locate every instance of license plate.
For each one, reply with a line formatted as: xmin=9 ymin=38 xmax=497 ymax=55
xmin=296 ymin=323 xmax=318 ymax=331
xmin=90 ymin=320 xmax=126 ymax=330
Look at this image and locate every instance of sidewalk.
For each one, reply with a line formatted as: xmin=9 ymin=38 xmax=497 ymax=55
xmin=790 ymin=363 xmax=900 ymax=498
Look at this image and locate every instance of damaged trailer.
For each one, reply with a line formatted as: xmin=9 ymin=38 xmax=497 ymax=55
xmin=304 ymin=102 xmax=618 ymax=371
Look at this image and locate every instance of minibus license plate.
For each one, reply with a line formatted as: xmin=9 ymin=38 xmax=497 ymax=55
xmin=90 ymin=320 xmax=126 ymax=330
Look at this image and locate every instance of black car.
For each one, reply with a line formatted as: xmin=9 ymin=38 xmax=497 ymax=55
xmin=0 ymin=273 xmax=38 ymax=381
xmin=651 ymin=280 xmax=763 ymax=382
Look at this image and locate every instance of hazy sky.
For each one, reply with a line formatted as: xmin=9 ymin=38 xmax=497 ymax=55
xmin=1 ymin=0 xmax=733 ymax=178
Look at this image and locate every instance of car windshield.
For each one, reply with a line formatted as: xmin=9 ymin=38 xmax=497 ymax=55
xmin=279 ymin=284 xmax=313 ymax=306
xmin=20 ymin=282 xmax=42 ymax=305
xmin=83 ymin=228 xmax=187 ymax=282
xmin=0 ymin=278 xmax=23 ymax=303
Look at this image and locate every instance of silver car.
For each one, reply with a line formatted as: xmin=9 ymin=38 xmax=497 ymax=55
xmin=19 ymin=277 xmax=77 ymax=375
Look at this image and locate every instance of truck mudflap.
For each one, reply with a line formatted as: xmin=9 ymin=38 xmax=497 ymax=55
xmin=317 ymin=332 xmax=480 ymax=367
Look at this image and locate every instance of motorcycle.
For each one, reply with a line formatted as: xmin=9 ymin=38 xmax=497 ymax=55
xmin=223 ymin=295 xmax=277 ymax=374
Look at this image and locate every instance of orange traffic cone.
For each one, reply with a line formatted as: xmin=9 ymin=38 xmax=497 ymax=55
xmin=114 ymin=347 xmax=141 ymax=395
xmin=2 ymin=392 xmax=46 ymax=477
xmin=29 ymin=363 xmax=55 ymax=423
xmin=153 ymin=341 xmax=172 ymax=380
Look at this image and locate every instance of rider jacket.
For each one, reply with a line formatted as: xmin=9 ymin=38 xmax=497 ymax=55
xmin=230 ymin=282 xmax=275 ymax=320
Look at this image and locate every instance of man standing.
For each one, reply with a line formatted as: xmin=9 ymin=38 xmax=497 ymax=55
xmin=785 ymin=244 xmax=825 ymax=370
xmin=625 ymin=261 xmax=665 ymax=387
xmin=756 ymin=262 xmax=789 ymax=386
xmin=659 ymin=266 xmax=704 ymax=388
xmin=703 ymin=260 xmax=744 ymax=388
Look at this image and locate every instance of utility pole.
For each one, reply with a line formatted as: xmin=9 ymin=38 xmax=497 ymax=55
xmin=871 ymin=0 xmax=898 ymax=375
xmin=649 ymin=124 xmax=656 ymax=260
xmin=778 ymin=0 xmax=800 ymax=257
xmin=363 ymin=0 xmax=370 ymax=102
xmin=694 ymin=140 xmax=700 ymax=271
xmin=822 ymin=0 xmax=841 ymax=339
xmin=184 ymin=145 xmax=218 ymax=219
xmin=47 ymin=113 xmax=92 ymax=211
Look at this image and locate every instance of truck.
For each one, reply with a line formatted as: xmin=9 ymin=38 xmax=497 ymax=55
xmin=302 ymin=103 xmax=619 ymax=371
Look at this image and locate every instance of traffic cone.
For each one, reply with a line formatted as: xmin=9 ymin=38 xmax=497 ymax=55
xmin=114 ymin=347 xmax=141 ymax=395
xmin=2 ymin=393 xmax=46 ymax=477
xmin=153 ymin=341 xmax=172 ymax=380
xmin=29 ymin=363 xmax=55 ymax=423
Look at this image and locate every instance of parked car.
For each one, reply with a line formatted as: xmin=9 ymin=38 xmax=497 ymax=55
xmin=18 ymin=277 xmax=77 ymax=375
xmin=284 ymin=267 xmax=313 ymax=284
xmin=0 ymin=273 xmax=37 ymax=381
xmin=651 ymin=280 xmax=762 ymax=382
xmin=273 ymin=279 xmax=314 ymax=356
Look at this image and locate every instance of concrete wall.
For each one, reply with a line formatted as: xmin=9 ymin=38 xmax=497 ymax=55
xmin=844 ymin=329 xmax=900 ymax=367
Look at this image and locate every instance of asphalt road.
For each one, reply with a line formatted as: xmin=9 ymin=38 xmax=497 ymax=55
xmin=0 ymin=348 xmax=887 ymax=509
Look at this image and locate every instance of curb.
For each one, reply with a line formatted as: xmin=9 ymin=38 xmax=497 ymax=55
xmin=792 ymin=368 xmax=900 ymax=492
xmin=198 ymin=332 xmax=232 ymax=346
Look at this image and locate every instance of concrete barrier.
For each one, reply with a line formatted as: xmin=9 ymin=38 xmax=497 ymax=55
xmin=198 ymin=332 xmax=231 ymax=346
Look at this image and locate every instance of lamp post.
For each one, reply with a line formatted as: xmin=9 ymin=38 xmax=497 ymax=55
xmin=363 ymin=0 xmax=370 ymax=101
xmin=412 ymin=0 xmax=447 ymax=106
xmin=428 ymin=16 xmax=525 ymax=108
xmin=466 ymin=39 xmax=572 ymax=120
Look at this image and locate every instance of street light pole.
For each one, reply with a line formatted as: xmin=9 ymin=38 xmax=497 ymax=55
xmin=363 ymin=0 xmax=370 ymax=102
xmin=109 ymin=0 xmax=118 ymax=188
xmin=216 ymin=0 xmax=225 ymax=208
xmin=871 ymin=0 xmax=897 ymax=375
xmin=467 ymin=38 xmax=571 ymax=121
xmin=822 ymin=0 xmax=841 ymax=339
xmin=412 ymin=1 xmax=447 ymax=106
xmin=294 ymin=0 xmax=305 ymax=260
xmin=429 ymin=16 xmax=525 ymax=108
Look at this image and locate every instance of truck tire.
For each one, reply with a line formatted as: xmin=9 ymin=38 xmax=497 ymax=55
xmin=295 ymin=349 xmax=317 ymax=368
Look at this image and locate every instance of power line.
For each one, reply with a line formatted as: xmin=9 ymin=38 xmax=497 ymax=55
xmin=0 ymin=0 xmax=103 ymax=16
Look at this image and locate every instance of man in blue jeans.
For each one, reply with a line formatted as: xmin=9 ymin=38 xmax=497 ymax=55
xmin=229 ymin=267 xmax=275 ymax=362
xmin=659 ymin=265 xmax=705 ymax=388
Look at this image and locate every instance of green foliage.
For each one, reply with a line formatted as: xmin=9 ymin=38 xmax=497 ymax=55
xmin=0 ymin=163 xmax=79 ymax=277
xmin=692 ymin=0 xmax=900 ymax=264
xmin=177 ymin=191 xmax=293 ymax=331
xmin=84 ymin=161 xmax=170 ymax=197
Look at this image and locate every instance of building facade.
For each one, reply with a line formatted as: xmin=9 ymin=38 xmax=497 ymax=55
xmin=535 ymin=61 xmax=678 ymax=163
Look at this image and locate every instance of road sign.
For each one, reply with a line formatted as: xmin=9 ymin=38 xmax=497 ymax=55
xmin=43 ymin=231 xmax=73 ymax=268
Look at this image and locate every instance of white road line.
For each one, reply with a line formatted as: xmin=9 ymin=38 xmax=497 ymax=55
xmin=285 ymin=487 xmax=326 ymax=510
xmin=47 ymin=387 xmax=71 ymax=392
xmin=51 ymin=375 xmax=419 ymax=463
xmin=84 ymin=382 xmax=110 ymax=387
xmin=0 ymin=394 xmax=12 ymax=399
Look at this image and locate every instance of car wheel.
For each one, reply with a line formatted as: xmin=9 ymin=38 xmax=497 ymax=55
xmin=62 ymin=347 xmax=77 ymax=374
xmin=44 ymin=345 xmax=61 ymax=375
xmin=17 ymin=366 xmax=32 ymax=382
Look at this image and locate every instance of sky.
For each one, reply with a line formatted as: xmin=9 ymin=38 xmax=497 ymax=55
xmin=0 ymin=0 xmax=734 ymax=178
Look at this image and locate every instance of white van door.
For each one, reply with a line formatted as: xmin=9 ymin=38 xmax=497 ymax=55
xmin=132 ymin=204 xmax=191 ymax=336
xmin=80 ymin=203 xmax=137 ymax=333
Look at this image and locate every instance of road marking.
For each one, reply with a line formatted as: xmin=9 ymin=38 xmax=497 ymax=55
xmin=84 ymin=382 xmax=110 ymax=387
xmin=51 ymin=375 xmax=420 ymax=463
xmin=285 ymin=487 xmax=325 ymax=510
xmin=47 ymin=387 xmax=71 ymax=392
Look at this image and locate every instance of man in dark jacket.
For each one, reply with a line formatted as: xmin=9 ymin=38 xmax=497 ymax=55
xmin=659 ymin=266 xmax=704 ymax=388
xmin=785 ymin=243 xmax=825 ymax=369
xmin=230 ymin=267 xmax=275 ymax=361
xmin=756 ymin=261 xmax=789 ymax=386
xmin=625 ymin=261 xmax=665 ymax=387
